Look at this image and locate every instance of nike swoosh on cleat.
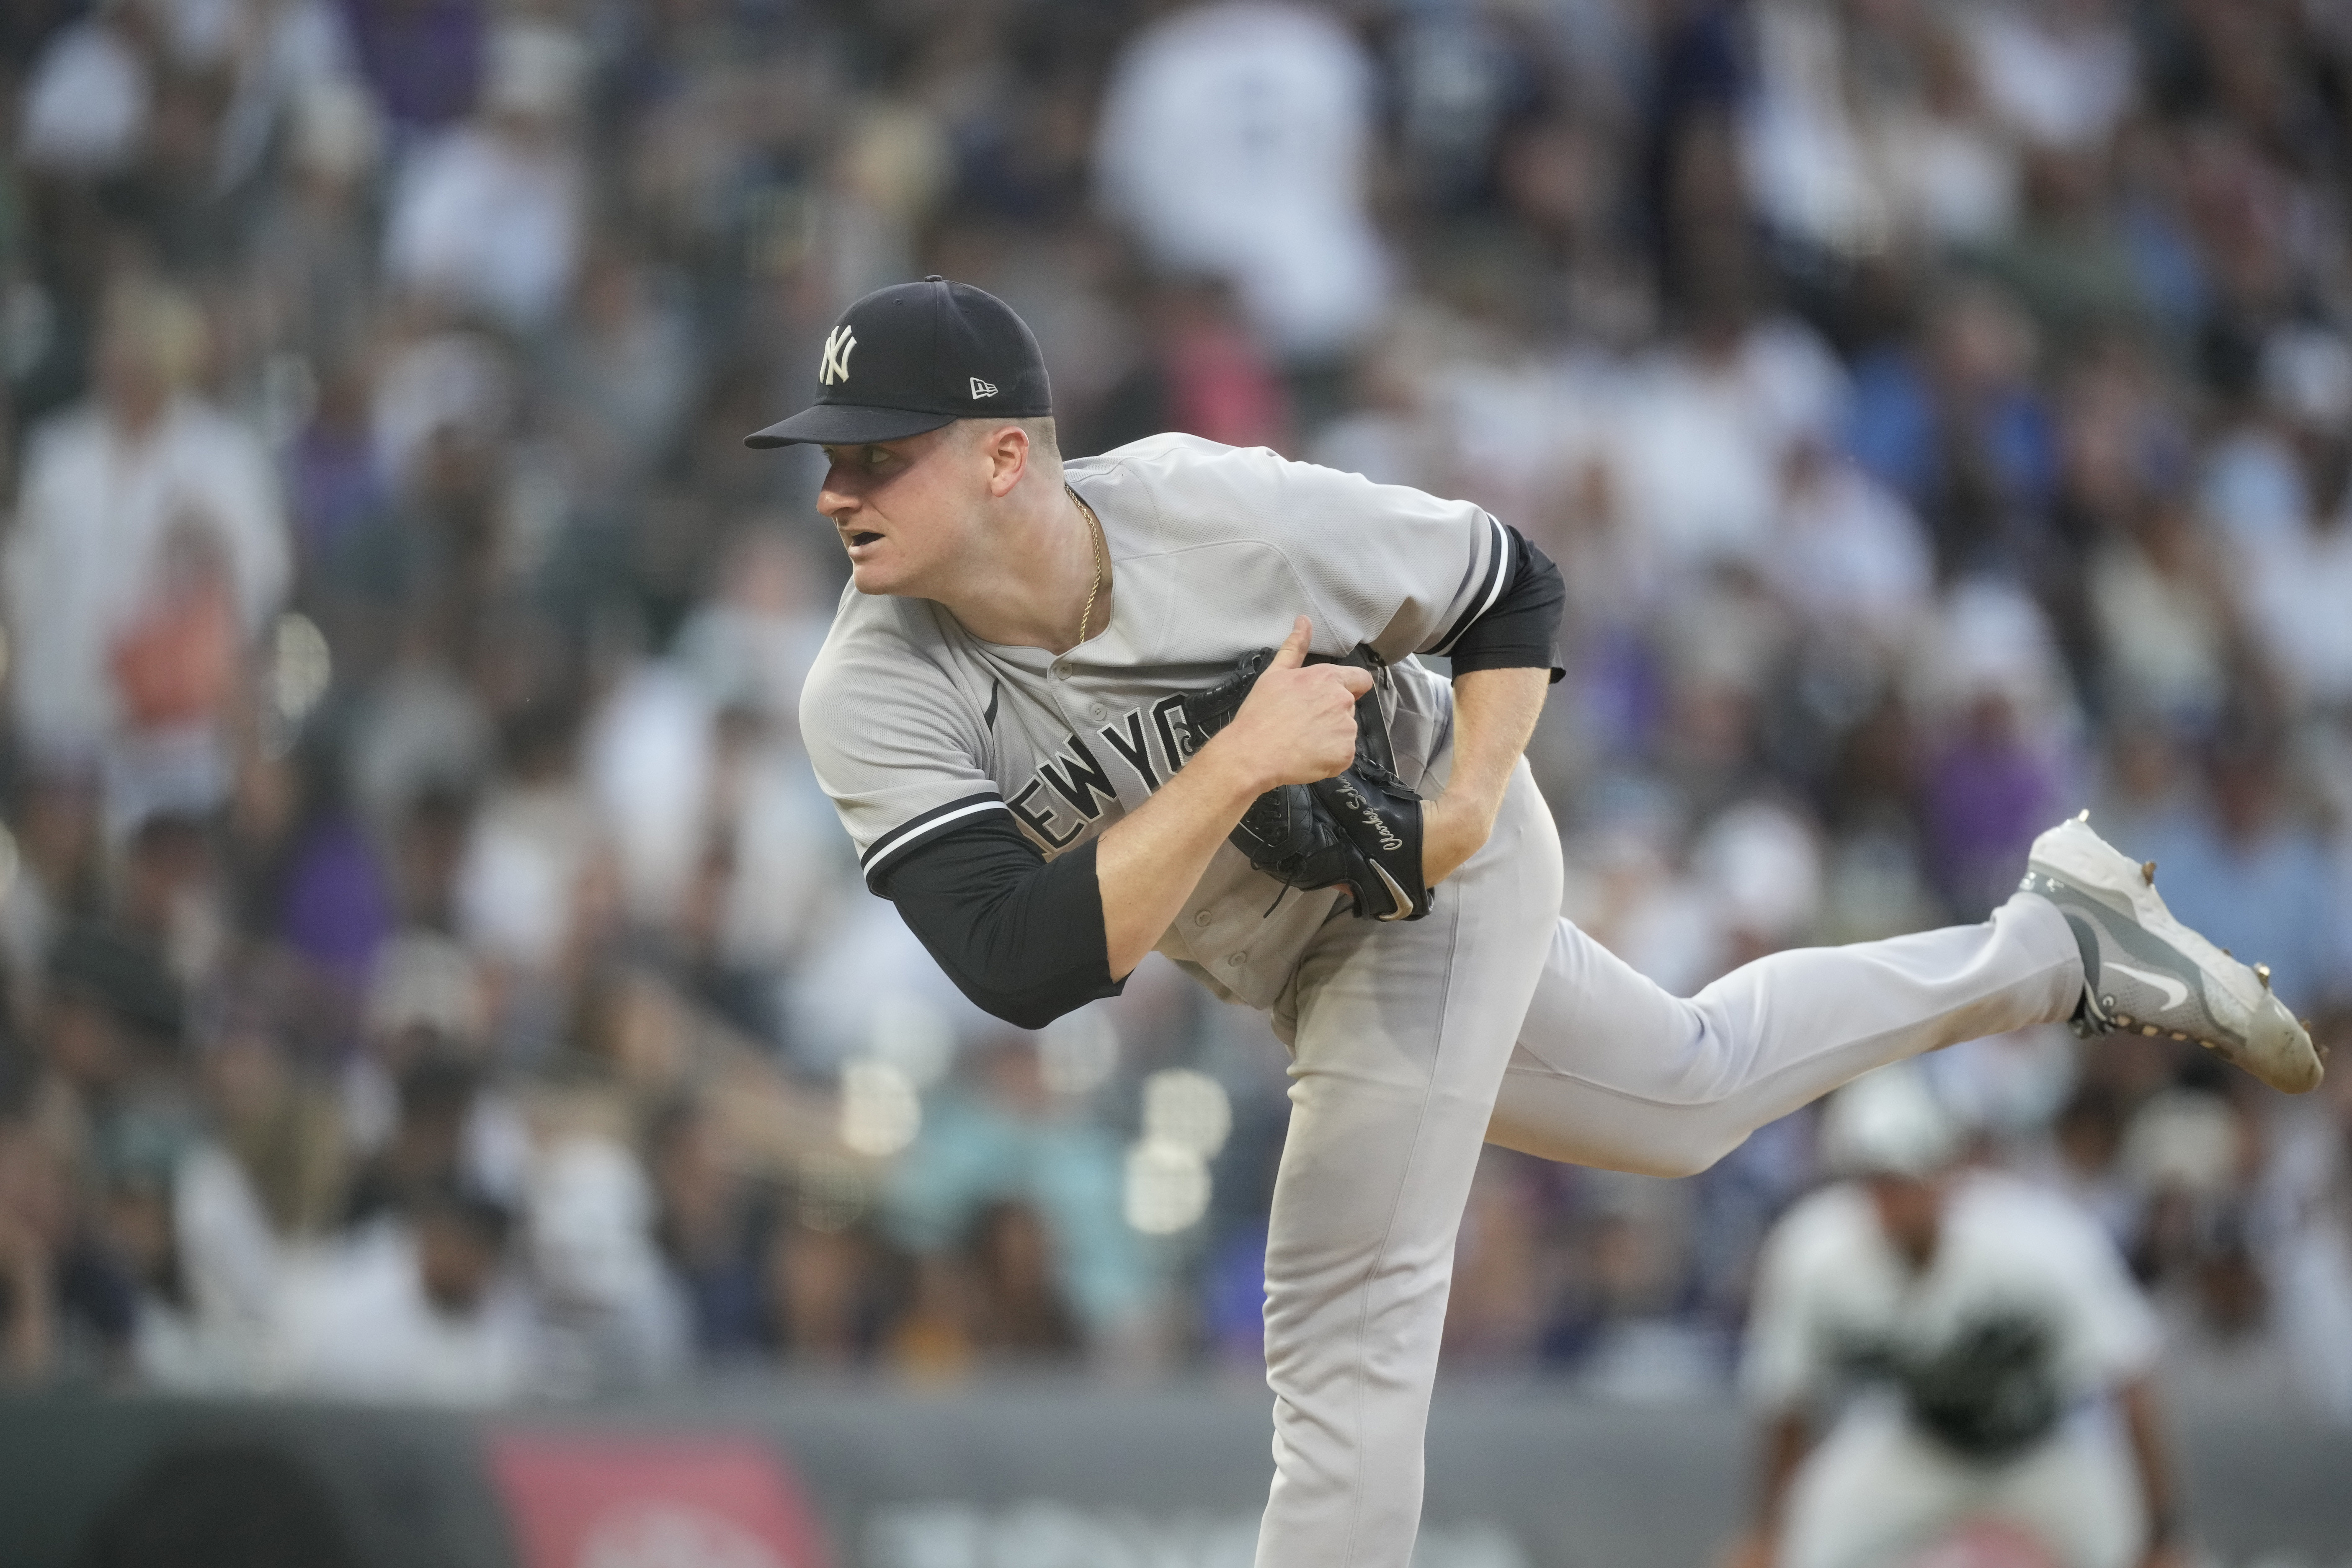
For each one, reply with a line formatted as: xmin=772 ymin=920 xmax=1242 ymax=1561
xmin=2104 ymin=961 xmax=2190 ymax=1011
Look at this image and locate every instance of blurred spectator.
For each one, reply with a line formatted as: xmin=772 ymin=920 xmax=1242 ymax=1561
xmin=202 ymin=1016 xmax=345 ymax=1240
xmin=453 ymin=698 xmax=605 ymax=1042
xmin=101 ymin=1121 xmax=280 ymax=1392
xmin=1743 ymin=0 xmax=2020 ymax=259
xmin=2200 ymin=326 xmax=2351 ymax=552
xmin=1095 ymin=1 xmax=1390 ymax=358
xmin=6 ymin=279 xmax=289 ymax=820
xmin=526 ymin=1126 xmax=687 ymax=1391
xmin=383 ymin=17 xmax=586 ymax=332
xmin=884 ymin=1033 xmax=1151 ymax=1366
xmin=1544 ymin=1171 xmax=1719 ymax=1400
xmin=245 ymin=79 xmax=386 ymax=375
xmin=15 ymin=0 xmax=158 ymax=178
xmin=648 ymin=1095 xmax=769 ymax=1357
xmin=1440 ymin=1155 xmax=1550 ymax=1370
xmin=32 ymin=924 xmax=193 ymax=1179
xmin=342 ymin=0 xmax=482 ymax=139
xmin=585 ymin=660 xmax=715 ymax=934
xmin=1143 ymin=278 xmax=1295 ymax=454
xmin=1875 ymin=23 xmax=2021 ymax=250
xmin=2234 ymin=437 xmax=2352 ymax=712
xmin=2255 ymin=1045 xmax=2352 ymax=1424
xmin=341 ymin=1049 xmax=481 ymax=1226
xmin=1909 ymin=580 xmax=2073 ymax=916
xmin=539 ymin=247 xmax=698 ymax=493
xmin=2033 ymin=1084 xmax=2140 ymax=1248
xmin=2124 ymin=727 xmax=2344 ymax=1009
xmin=0 ymin=1109 xmax=132 ymax=1379
xmin=267 ymin=1179 xmax=532 ymax=1402
xmin=767 ymin=1210 xmax=894 ymax=1367
xmin=965 ymin=1198 xmax=1081 ymax=1362
xmin=2085 ymin=495 xmax=2237 ymax=729
xmin=670 ymin=524 xmax=829 ymax=722
xmin=1614 ymin=284 xmax=1848 ymax=573
xmin=1846 ymin=281 xmax=2056 ymax=577
xmin=1963 ymin=0 xmax=2136 ymax=154
xmin=1762 ymin=441 xmax=1933 ymax=652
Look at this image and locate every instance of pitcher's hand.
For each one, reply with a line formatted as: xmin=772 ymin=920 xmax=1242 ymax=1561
xmin=1207 ymin=617 xmax=1373 ymax=791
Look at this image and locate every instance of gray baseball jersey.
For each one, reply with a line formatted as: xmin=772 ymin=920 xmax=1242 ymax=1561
xmin=797 ymin=432 xmax=1521 ymax=1008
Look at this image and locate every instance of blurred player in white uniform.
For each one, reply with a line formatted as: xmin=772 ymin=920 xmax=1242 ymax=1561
xmin=1733 ymin=1066 xmax=2185 ymax=1568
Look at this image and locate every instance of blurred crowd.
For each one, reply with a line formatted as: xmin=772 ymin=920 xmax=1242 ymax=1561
xmin=0 ymin=0 xmax=2348 ymax=1415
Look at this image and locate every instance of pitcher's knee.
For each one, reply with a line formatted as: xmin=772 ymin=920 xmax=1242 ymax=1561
xmin=1648 ymin=1006 xmax=1770 ymax=1107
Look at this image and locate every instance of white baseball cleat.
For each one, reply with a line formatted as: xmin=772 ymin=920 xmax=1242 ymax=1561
xmin=2020 ymin=813 xmax=2325 ymax=1095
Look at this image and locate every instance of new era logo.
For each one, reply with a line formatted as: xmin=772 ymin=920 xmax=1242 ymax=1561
xmin=970 ymin=377 xmax=999 ymax=399
xmin=820 ymin=325 xmax=856 ymax=386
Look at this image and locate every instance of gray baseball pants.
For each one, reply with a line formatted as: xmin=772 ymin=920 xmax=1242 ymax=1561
xmin=1255 ymin=764 xmax=2086 ymax=1568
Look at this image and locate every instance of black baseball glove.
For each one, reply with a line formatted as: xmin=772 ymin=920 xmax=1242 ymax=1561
xmin=1898 ymin=1311 xmax=2063 ymax=1463
xmin=1180 ymin=645 xmax=1431 ymax=922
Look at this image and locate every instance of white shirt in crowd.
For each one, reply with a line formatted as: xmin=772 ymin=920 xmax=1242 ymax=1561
xmin=1765 ymin=454 xmax=1934 ymax=648
xmin=264 ymin=1224 xmax=536 ymax=1405
xmin=1964 ymin=3 xmax=2136 ymax=152
xmin=2238 ymin=518 xmax=2352 ymax=710
xmin=16 ymin=17 xmax=150 ymax=175
xmin=1612 ymin=320 xmax=1851 ymax=573
xmin=2255 ymin=1104 xmax=2352 ymax=1426
xmin=1094 ymin=1 xmax=1391 ymax=356
xmin=129 ymin=1143 xmax=285 ymax=1394
xmin=1742 ymin=0 xmax=2022 ymax=257
xmin=5 ymin=397 xmax=290 ymax=766
xmin=385 ymin=124 xmax=585 ymax=333
xmin=526 ymin=1136 xmax=690 ymax=1391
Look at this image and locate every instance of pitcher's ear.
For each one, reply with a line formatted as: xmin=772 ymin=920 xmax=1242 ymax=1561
xmin=980 ymin=421 xmax=1031 ymax=498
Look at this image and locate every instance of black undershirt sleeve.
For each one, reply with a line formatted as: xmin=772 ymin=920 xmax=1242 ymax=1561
xmin=1445 ymin=525 xmax=1566 ymax=681
xmin=869 ymin=812 xmax=1125 ymax=1029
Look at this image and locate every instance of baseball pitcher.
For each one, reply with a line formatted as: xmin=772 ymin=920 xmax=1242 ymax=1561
xmin=745 ymin=278 xmax=2322 ymax=1568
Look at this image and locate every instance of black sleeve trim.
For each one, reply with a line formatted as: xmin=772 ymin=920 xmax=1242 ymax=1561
xmin=870 ymin=812 xmax=1124 ymax=1029
xmin=1428 ymin=513 xmax=1514 ymax=655
xmin=1445 ymin=525 xmax=1565 ymax=682
xmin=860 ymin=792 xmax=1008 ymax=883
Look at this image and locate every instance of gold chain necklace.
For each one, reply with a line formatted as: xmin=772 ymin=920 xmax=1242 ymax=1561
xmin=1068 ymin=484 xmax=1104 ymax=649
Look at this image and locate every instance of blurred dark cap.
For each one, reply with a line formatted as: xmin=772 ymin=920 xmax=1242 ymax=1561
xmin=48 ymin=924 xmax=184 ymax=1043
xmin=743 ymin=276 xmax=1051 ymax=448
xmin=410 ymin=1178 xmax=515 ymax=1245
xmin=396 ymin=1049 xmax=482 ymax=1122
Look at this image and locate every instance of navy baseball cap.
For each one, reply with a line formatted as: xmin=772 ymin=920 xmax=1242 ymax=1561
xmin=743 ymin=276 xmax=1053 ymax=448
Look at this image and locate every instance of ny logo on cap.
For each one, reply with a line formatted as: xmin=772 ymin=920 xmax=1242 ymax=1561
xmin=820 ymin=325 xmax=857 ymax=386
xmin=970 ymin=377 xmax=998 ymax=399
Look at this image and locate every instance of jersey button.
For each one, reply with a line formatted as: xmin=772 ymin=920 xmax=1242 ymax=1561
xmin=1225 ymin=952 xmax=1247 ymax=967
xmin=1052 ymin=662 xmax=1070 ymax=678
xmin=1194 ymin=910 xmax=1212 ymax=927
xmin=1089 ymin=702 xmax=1108 ymax=720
